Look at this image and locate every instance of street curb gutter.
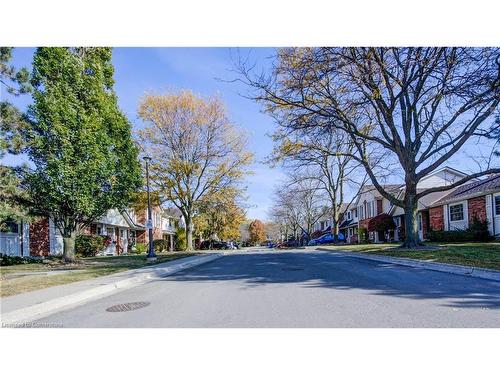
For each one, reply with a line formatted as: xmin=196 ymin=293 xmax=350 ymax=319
xmin=316 ymin=248 xmax=500 ymax=282
xmin=1 ymin=253 xmax=223 ymax=325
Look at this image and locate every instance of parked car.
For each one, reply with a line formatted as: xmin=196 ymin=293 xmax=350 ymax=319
xmin=199 ymin=240 xmax=229 ymax=250
xmin=278 ymin=239 xmax=300 ymax=248
xmin=308 ymin=233 xmax=345 ymax=246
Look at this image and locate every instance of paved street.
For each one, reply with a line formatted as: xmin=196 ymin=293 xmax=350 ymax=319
xmin=35 ymin=249 xmax=500 ymax=328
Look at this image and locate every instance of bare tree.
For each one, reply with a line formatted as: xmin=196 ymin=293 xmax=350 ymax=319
xmin=270 ymin=177 xmax=326 ymax=244
xmin=270 ymin=124 xmax=368 ymax=241
xmin=239 ymin=47 xmax=500 ymax=248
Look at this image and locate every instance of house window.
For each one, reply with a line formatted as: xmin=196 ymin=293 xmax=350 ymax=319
xmin=354 ymin=208 xmax=357 ymax=218
xmin=449 ymin=203 xmax=464 ymax=222
xmin=495 ymin=196 xmax=500 ymax=216
xmin=0 ymin=220 xmax=19 ymax=233
xmin=155 ymin=213 xmax=161 ymax=228
xmin=347 ymin=211 xmax=351 ymax=220
xmin=418 ymin=214 xmax=422 ymax=231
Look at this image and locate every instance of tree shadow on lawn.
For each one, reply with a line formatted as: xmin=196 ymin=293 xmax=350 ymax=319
xmin=164 ymin=251 xmax=500 ymax=310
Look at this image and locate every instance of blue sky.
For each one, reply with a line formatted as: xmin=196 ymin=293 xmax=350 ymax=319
xmin=3 ymin=48 xmax=496 ymax=221
xmin=2 ymin=47 xmax=286 ymax=220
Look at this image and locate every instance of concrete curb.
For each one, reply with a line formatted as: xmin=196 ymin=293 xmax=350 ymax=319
xmin=316 ymin=248 xmax=500 ymax=282
xmin=1 ymin=253 xmax=223 ymax=325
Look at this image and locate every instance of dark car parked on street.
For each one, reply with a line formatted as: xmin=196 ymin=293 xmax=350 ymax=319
xmin=199 ymin=240 xmax=229 ymax=250
xmin=307 ymin=233 xmax=345 ymax=246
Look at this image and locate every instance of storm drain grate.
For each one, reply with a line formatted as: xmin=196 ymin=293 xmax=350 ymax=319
xmin=106 ymin=302 xmax=150 ymax=312
xmin=281 ymin=267 xmax=304 ymax=271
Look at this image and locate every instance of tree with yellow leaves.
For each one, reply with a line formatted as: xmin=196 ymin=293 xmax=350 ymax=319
xmin=249 ymin=219 xmax=266 ymax=245
xmin=194 ymin=187 xmax=247 ymax=242
xmin=137 ymin=91 xmax=253 ymax=250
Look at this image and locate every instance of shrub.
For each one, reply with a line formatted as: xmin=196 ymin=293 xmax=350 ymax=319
xmin=175 ymin=227 xmax=187 ymax=251
xmin=428 ymin=218 xmax=492 ymax=242
xmin=101 ymin=235 xmax=112 ymax=247
xmin=468 ymin=216 xmax=491 ymax=242
xmin=1 ymin=254 xmax=44 ymax=266
xmin=368 ymin=214 xmax=396 ymax=232
xmin=153 ymin=239 xmax=168 ymax=252
xmin=358 ymin=227 xmax=370 ymax=243
xmin=75 ymin=234 xmax=105 ymax=257
xmin=135 ymin=243 xmax=147 ymax=254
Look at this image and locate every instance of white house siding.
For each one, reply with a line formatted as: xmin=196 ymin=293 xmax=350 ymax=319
xmin=491 ymin=193 xmax=500 ymax=237
xmin=0 ymin=221 xmax=29 ymax=256
xmin=485 ymin=194 xmax=495 ymax=235
xmin=49 ymin=218 xmax=64 ymax=255
xmin=416 ymin=169 xmax=465 ymax=189
xmin=93 ymin=209 xmax=135 ymax=255
xmin=96 ymin=209 xmax=129 ymax=227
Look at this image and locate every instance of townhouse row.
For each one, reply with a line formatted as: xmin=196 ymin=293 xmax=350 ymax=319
xmin=312 ymin=166 xmax=500 ymax=243
xmin=0 ymin=205 xmax=184 ymax=257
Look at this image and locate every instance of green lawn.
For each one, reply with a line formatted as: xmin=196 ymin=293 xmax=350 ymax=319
xmin=317 ymin=242 xmax=500 ymax=271
xmin=0 ymin=252 xmax=195 ymax=297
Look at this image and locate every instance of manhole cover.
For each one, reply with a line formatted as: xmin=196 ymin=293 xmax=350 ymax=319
xmin=106 ymin=302 xmax=150 ymax=312
xmin=281 ymin=267 xmax=304 ymax=271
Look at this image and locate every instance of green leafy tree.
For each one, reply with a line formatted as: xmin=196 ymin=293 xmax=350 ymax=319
xmin=0 ymin=47 xmax=31 ymax=225
xmin=23 ymin=47 xmax=142 ymax=261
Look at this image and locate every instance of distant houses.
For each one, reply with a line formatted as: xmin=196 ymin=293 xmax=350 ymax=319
xmin=312 ymin=166 xmax=500 ymax=243
xmin=0 ymin=206 xmax=184 ymax=257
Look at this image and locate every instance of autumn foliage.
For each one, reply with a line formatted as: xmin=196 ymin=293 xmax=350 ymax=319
xmin=368 ymin=214 xmax=396 ymax=232
xmin=249 ymin=219 xmax=266 ymax=245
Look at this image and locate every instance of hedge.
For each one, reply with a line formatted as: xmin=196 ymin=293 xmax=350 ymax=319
xmin=153 ymin=239 xmax=168 ymax=252
xmin=75 ymin=234 xmax=105 ymax=257
xmin=1 ymin=254 xmax=45 ymax=266
xmin=175 ymin=227 xmax=187 ymax=251
xmin=368 ymin=213 xmax=396 ymax=232
xmin=428 ymin=217 xmax=491 ymax=242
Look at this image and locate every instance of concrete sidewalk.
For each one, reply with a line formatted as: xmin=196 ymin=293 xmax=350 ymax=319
xmin=1 ymin=252 xmax=223 ymax=325
xmin=316 ymin=247 xmax=500 ymax=282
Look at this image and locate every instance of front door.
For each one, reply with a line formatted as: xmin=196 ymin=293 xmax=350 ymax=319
xmin=105 ymin=226 xmax=116 ymax=255
xmin=120 ymin=229 xmax=128 ymax=254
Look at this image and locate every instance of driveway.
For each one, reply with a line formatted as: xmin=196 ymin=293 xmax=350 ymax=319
xmin=34 ymin=249 xmax=500 ymax=327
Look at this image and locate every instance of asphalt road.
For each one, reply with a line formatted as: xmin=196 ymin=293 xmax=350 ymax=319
xmin=36 ymin=249 xmax=500 ymax=327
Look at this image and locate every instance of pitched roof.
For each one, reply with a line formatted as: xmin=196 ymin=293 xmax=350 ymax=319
xmin=339 ymin=218 xmax=354 ymax=229
xmin=434 ymin=174 xmax=500 ymax=205
xmin=360 ymin=184 xmax=403 ymax=199
xmin=418 ymin=165 xmax=468 ymax=181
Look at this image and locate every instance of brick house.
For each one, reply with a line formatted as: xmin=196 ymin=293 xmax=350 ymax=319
xmin=427 ymin=174 xmax=500 ymax=237
xmin=389 ymin=167 xmax=470 ymax=242
xmin=0 ymin=206 xmax=182 ymax=257
xmin=356 ymin=184 xmax=402 ymax=242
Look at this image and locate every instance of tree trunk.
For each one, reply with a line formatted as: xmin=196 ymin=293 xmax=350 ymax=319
xmin=185 ymin=216 xmax=194 ymax=251
xmin=402 ymin=193 xmax=420 ymax=249
xmin=62 ymin=232 xmax=76 ymax=262
xmin=333 ymin=219 xmax=340 ymax=243
xmin=331 ymin=211 xmax=341 ymax=243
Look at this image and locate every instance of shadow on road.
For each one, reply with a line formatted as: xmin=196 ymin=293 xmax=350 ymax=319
xmin=162 ymin=251 xmax=500 ymax=310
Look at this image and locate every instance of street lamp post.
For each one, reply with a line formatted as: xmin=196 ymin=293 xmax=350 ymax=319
xmin=143 ymin=156 xmax=157 ymax=261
